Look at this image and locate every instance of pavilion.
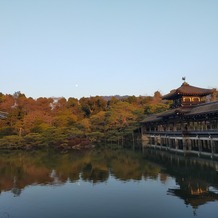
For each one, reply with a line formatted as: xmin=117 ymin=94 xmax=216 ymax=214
xmin=141 ymin=82 xmax=218 ymax=158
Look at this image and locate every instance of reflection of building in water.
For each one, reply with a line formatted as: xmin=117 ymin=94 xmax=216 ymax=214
xmin=144 ymin=149 xmax=218 ymax=210
xmin=141 ymin=82 xmax=218 ymax=158
xmin=168 ymin=180 xmax=218 ymax=209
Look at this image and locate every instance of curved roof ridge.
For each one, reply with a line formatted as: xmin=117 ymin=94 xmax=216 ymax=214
xmin=162 ymin=82 xmax=214 ymax=100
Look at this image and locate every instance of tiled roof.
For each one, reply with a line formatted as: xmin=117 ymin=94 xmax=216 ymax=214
xmin=156 ymin=108 xmax=191 ymax=117
xmin=187 ymin=101 xmax=218 ymax=115
xmin=141 ymin=101 xmax=218 ymax=123
xmin=162 ymin=82 xmax=214 ymax=100
xmin=141 ymin=114 xmax=161 ymax=123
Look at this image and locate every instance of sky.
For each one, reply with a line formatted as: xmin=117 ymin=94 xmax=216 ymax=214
xmin=0 ymin=0 xmax=218 ymax=99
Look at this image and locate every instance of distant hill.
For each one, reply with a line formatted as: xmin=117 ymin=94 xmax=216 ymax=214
xmin=101 ymin=95 xmax=130 ymax=101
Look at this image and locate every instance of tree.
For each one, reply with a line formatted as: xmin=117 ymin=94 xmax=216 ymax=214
xmin=153 ymin=91 xmax=162 ymax=103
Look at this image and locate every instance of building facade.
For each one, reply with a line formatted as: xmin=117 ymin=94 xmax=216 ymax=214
xmin=141 ymin=82 xmax=218 ymax=158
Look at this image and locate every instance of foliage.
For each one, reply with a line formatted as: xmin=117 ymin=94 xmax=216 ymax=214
xmin=0 ymin=91 xmax=170 ymax=149
xmin=0 ymin=135 xmax=24 ymax=149
xmin=144 ymin=103 xmax=169 ymax=115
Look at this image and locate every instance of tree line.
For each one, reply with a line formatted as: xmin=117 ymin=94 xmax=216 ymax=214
xmin=0 ymin=91 xmax=170 ymax=150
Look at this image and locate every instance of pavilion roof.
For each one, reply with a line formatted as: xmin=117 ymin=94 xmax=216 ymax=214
xmin=141 ymin=107 xmax=191 ymax=123
xmin=156 ymin=108 xmax=191 ymax=117
xmin=162 ymin=82 xmax=214 ymax=100
xmin=141 ymin=101 xmax=218 ymax=124
xmin=141 ymin=114 xmax=161 ymax=123
xmin=187 ymin=100 xmax=218 ymax=116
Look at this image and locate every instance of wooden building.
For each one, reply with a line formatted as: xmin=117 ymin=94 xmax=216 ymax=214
xmin=141 ymin=82 xmax=218 ymax=158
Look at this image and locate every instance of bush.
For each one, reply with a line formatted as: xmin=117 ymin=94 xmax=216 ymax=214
xmin=0 ymin=135 xmax=24 ymax=149
xmin=24 ymin=133 xmax=47 ymax=149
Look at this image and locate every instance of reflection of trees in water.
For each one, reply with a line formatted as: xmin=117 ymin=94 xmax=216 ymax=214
xmin=0 ymin=151 xmax=53 ymax=195
xmin=0 ymin=149 xmax=162 ymax=195
xmin=11 ymin=187 xmax=22 ymax=197
xmin=1 ymin=147 xmax=218 ymax=211
xmin=109 ymin=149 xmax=161 ymax=181
xmin=81 ymin=163 xmax=109 ymax=183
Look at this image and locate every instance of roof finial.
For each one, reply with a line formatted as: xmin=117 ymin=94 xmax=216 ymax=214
xmin=182 ymin=77 xmax=189 ymax=86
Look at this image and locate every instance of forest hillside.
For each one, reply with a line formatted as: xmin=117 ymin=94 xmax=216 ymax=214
xmin=0 ymin=91 xmax=171 ymax=150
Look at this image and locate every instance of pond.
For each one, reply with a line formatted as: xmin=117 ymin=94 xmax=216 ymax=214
xmin=0 ymin=147 xmax=218 ymax=218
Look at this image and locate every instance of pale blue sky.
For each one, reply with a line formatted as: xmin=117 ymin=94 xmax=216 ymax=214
xmin=1 ymin=0 xmax=218 ymax=99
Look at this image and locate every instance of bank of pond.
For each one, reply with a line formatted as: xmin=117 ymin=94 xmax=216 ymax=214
xmin=0 ymin=127 xmax=141 ymax=151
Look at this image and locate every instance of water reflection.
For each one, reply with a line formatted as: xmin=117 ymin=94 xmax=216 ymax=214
xmin=144 ymin=149 xmax=218 ymax=209
xmin=0 ymin=149 xmax=161 ymax=193
xmin=0 ymin=148 xmax=218 ymax=210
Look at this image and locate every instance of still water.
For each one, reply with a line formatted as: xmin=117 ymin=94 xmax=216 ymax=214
xmin=0 ymin=147 xmax=218 ymax=218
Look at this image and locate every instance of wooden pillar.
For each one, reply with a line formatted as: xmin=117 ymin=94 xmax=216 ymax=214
xmin=188 ymin=138 xmax=191 ymax=151
xmin=201 ymin=140 xmax=205 ymax=152
xmin=173 ymin=123 xmax=176 ymax=131
xmin=197 ymin=136 xmax=202 ymax=155
xmin=154 ymin=136 xmax=157 ymax=146
xmin=182 ymin=137 xmax=186 ymax=152
xmin=163 ymin=135 xmax=166 ymax=146
xmin=204 ymin=140 xmax=207 ymax=152
xmin=183 ymin=138 xmax=191 ymax=153
xmin=189 ymin=139 xmax=193 ymax=151
xmin=181 ymin=122 xmax=184 ymax=131
xmin=168 ymin=137 xmax=171 ymax=149
xmin=214 ymin=141 xmax=218 ymax=155
xmin=210 ymin=136 xmax=214 ymax=158
xmin=150 ymin=136 xmax=153 ymax=145
xmin=141 ymin=126 xmax=144 ymax=136
xmin=175 ymin=138 xmax=178 ymax=150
